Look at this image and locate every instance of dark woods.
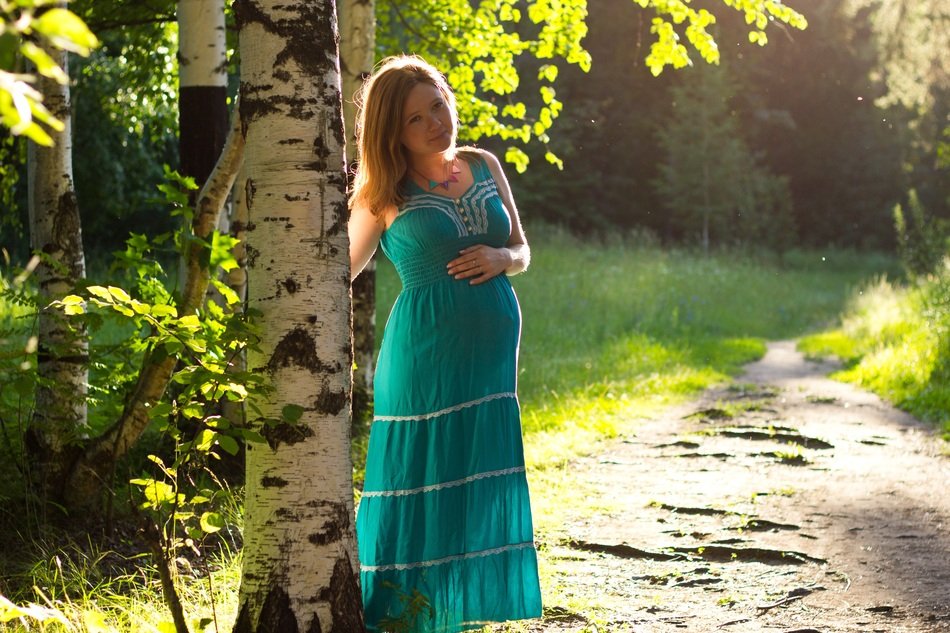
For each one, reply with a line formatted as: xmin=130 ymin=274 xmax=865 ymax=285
xmin=507 ymin=0 xmax=946 ymax=250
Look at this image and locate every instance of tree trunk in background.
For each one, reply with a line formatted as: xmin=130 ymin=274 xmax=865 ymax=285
xmin=26 ymin=41 xmax=89 ymax=503
xmin=178 ymin=0 xmax=229 ymax=292
xmin=178 ymin=0 xmax=228 ymax=186
xmin=233 ymin=1 xmax=364 ymax=631
xmin=339 ymin=0 xmax=376 ymax=423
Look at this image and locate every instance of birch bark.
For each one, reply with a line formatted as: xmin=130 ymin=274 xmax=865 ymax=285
xmin=26 ymin=40 xmax=89 ymax=500
xmin=178 ymin=0 xmax=228 ymax=186
xmin=232 ymin=1 xmax=363 ymax=630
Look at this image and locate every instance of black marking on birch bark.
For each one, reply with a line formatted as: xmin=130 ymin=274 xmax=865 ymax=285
xmin=245 ymin=177 xmax=256 ymax=210
xmin=245 ymin=244 xmax=260 ymax=268
xmin=267 ymin=327 xmax=334 ymax=373
xmin=325 ymin=553 xmax=365 ymax=632
xmin=50 ymin=191 xmax=85 ymax=279
xmin=324 ymin=200 xmax=347 ymax=237
xmin=279 ymin=138 xmax=305 ymax=145
xmin=275 ymin=507 xmax=297 ymax=520
xmin=307 ymin=500 xmax=348 ymax=546
xmin=314 ymin=380 xmax=347 ymax=415
xmin=261 ymin=421 xmax=314 ymax=450
xmin=281 ymin=277 xmax=299 ymax=294
xmin=261 ymin=475 xmax=289 ymax=488
xmin=275 ymin=3 xmax=338 ymax=78
xmin=305 ymin=616 xmax=323 ymax=633
xmin=307 ymin=133 xmax=332 ymax=172
xmin=233 ymin=584 xmax=299 ymax=633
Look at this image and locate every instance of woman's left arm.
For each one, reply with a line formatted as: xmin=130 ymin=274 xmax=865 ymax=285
xmin=447 ymin=150 xmax=530 ymax=284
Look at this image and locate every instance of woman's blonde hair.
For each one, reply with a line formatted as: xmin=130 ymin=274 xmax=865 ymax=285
xmin=349 ymin=55 xmax=458 ymax=217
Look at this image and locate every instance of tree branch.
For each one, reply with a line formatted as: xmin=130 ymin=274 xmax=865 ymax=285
xmin=62 ymin=99 xmax=245 ymax=508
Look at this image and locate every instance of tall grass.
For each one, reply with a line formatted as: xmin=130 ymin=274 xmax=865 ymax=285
xmin=800 ymin=267 xmax=950 ymax=437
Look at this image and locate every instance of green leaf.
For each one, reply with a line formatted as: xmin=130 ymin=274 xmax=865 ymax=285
xmin=130 ymin=300 xmax=150 ymax=315
xmin=239 ymin=428 xmax=268 ymax=444
xmin=178 ymin=314 xmax=201 ymax=329
xmin=151 ymin=304 xmax=178 ymax=318
xmin=19 ymin=42 xmax=68 ymax=84
xmin=282 ymin=403 xmax=305 ymax=423
xmin=107 ymin=286 xmax=131 ymax=302
xmin=538 ymin=64 xmax=558 ymax=82
xmin=87 ymin=286 xmax=113 ymax=302
xmin=32 ymin=9 xmax=100 ymax=57
xmin=146 ymin=401 xmax=173 ymax=420
xmin=134 ymin=479 xmax=176 ymax=508
xmin=111 ymin=304 xmax=134 ymax=317
xmin=504 ymin=146 xmax=529 ymax=173
xmin=195 ymin=429 xmax=216 ymax=452
xmin=200 ymin=511 xmax=225 ymax=533
xmin=182 ymin=403 xmax=205 ymax=420
xmin=217 ymin=434 xmax=239 ymax=456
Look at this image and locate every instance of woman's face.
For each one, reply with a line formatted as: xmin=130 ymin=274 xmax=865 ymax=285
xmin=399 ymin=81 xmax=455 ymax=158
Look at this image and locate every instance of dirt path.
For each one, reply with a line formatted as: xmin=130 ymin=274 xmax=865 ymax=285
xmin=530 ymin=341 xmax=950 ymax=632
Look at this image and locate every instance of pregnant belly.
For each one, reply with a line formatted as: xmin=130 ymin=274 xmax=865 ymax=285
xmin=375 ymin=277 xmax=521 ymax=415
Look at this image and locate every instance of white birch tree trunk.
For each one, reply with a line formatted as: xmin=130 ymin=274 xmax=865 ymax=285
xmin=233 ymin=1 xmax=364 ymax=630
xmin=178 ymin=0 xmax=229 ymax=291
xmin=26 ymin=40 xmax=88 ymax=500
xmin=339 ymin=0 xmax=376 ymax=417
xmin=177 ymin=0 xmax=228 ymax=182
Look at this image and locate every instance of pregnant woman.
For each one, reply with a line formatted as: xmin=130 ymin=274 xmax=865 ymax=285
xmin=348 ymin=55 xmax=542 ymax=632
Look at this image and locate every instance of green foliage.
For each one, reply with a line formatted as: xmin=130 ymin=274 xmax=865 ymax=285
xmin=893 ymin=189 xmax=949 ymax=279
xmin=2 ymin=168 xmax=275 ymax=629
xmin=381 ymin=0 xmax=806 ymax=172
xmin=800 ymin=271 xmax=950 ymax=436
xmin=0 ymin=0 xmax=99 ymax=144
xmin=632 ymin=0 xmax=807 ymax=76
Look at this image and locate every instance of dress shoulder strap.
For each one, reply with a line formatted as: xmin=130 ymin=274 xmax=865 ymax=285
xmin=457 ymin=148 xmax=491 ymax=183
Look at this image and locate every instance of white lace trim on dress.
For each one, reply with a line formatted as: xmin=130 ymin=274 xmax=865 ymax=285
xmin=361 ymin=541 xmax=535 ymax=573
xmin=361 ymin=466 xmax=526 ymax=498
xmin=373 ymin=392 xmax=517 ymax=422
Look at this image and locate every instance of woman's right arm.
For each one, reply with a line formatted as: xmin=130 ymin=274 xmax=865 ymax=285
xmin=349 ymin=203 xmax=385 ymax=280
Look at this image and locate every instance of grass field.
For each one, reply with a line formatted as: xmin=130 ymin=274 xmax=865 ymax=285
xmin=1 ymin=228 xmax=896 ymax=632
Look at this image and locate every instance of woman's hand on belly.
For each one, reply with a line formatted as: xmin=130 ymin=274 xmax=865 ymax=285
xmin=447 ymin=244 xmax=513 ymax=285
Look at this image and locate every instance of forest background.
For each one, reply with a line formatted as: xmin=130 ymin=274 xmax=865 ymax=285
xmin=0 ymin=0 xmax=948 ymax=631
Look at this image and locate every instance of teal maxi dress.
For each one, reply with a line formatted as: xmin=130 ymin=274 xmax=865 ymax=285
xmin=356 ymin=154 xmax=543 ymax=632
